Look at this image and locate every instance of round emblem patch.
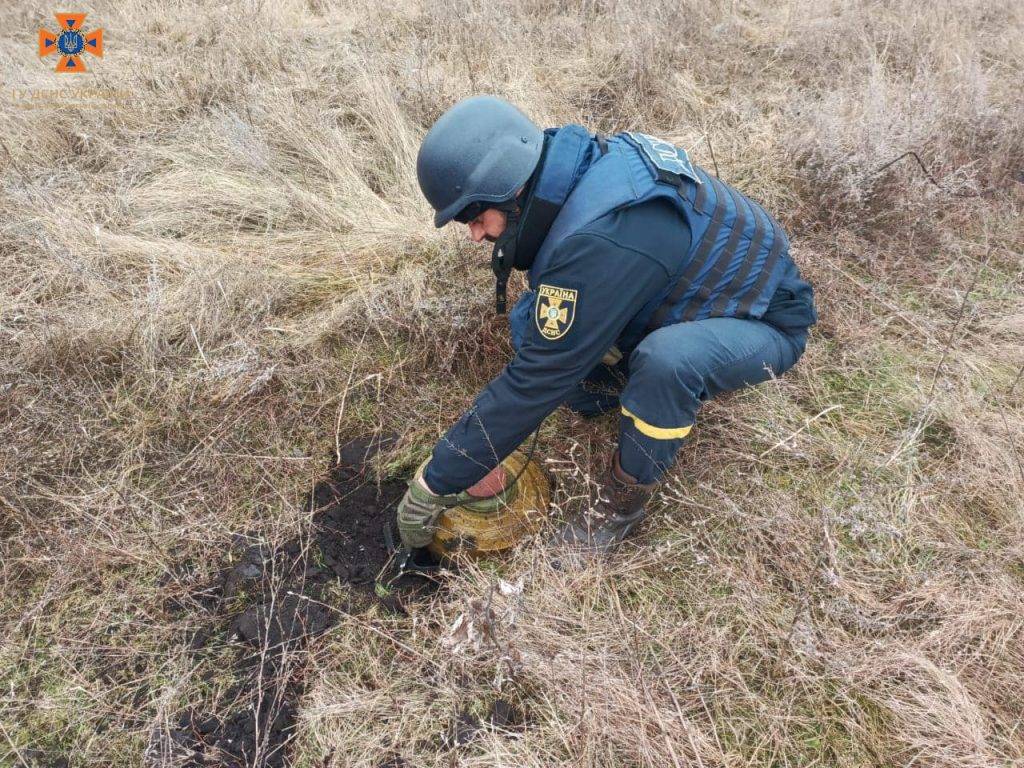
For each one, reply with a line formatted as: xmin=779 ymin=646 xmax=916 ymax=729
xmin=58 ymin=30 xmax=84 ymax=55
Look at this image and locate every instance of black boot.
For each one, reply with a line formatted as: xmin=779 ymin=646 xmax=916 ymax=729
xmin=552 ymin=451 xmax=656 ymax=551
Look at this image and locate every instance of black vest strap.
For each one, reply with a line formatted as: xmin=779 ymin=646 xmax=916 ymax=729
xmin=646 ymin=171 xmax=730 ymax=332
xmin=681 ymin=184 xmax=750 ymax=322
xmin=736 ymin=220 xmax=787 ymax=317
xmin=709 ymin=194 xmax=769 ymax=317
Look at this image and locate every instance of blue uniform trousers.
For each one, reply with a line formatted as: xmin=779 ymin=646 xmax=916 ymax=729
xmin=509 ymin=268 xmax=812 ymax=486
xmin=610 ymin=317 xmax=802 ymax=481
xmin=568 ymin=317 xmax=807 ymax=483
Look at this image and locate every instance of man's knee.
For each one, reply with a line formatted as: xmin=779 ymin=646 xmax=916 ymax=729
xmin=785 ymin=328 xmax=809 ymax=363
xmin=628 ymin=328 xmax=707 ymax=399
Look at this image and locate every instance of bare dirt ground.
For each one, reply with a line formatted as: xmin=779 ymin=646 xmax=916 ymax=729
xmin=161 ymin=435 xmax=432 ymax=767
xmin=1 ymin=1 xmax=1023 ymax=766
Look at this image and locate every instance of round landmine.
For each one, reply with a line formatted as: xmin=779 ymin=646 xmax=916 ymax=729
xmin=428 ymin=449 xmax=551 ymax=561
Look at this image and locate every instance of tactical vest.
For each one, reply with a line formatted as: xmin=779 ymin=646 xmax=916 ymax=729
xmin=521 ymin=129 xmax=793 ymax=353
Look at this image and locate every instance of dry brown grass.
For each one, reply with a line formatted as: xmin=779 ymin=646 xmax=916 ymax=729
xmin=1 ymin=0 xmax=1023 ymax=766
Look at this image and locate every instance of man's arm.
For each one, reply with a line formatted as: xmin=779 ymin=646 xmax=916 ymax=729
xmin=422 ymin=231 xmax=669 ymax=494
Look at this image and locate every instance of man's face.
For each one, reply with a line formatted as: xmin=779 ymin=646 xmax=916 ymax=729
xmin=466 ymin=207 xmax=508 ymax=244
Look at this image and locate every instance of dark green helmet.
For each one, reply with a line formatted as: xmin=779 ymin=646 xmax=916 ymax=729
xmin=417 ymin=95 xmax=544 ymax=228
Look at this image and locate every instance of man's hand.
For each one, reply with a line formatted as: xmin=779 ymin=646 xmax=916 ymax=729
xmin=465 ymin=464 xmax=509 ymax=498
xmin=397 ymin=463 xmax=511 ymax=549
xmin=601 ymin=344 xmax=623 ymax=367
xmin=397 ymin=475 xmax=449 ymax=549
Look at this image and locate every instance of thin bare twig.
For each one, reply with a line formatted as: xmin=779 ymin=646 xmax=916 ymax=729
xmin=703 ymin=134 xmax=720 ymax=179
xmin=759 ymin=404 xmax=842 ymax=458
xmin=869 ymin=150 xmax=944 ymax=189
xmin=925 ymin=248 xmax=992 ymax=403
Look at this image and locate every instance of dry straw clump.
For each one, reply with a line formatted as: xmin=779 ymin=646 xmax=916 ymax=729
xmin=1 ymin=0 xmax=1022 ymax=766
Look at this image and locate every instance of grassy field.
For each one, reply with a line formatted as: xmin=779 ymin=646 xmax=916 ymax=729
xmin=2 ymin=0 xmax=1023 ymax=765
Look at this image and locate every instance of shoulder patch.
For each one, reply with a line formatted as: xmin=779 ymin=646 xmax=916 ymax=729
xmin=535 ymin=284 xmax=578 ymax=341
xmin=624 ymin=132 xmax=701 ymax=185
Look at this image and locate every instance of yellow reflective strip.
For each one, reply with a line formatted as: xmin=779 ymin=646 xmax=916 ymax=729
xmin=621 ymin=407 xmax=693 ymax=440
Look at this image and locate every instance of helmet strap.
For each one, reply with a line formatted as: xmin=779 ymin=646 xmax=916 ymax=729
xmin=489 ymin=126 xmax=593 ymax=314
xmin=487 ymin=125 xmax=592 ymax=314
xmin=489 ymin=199 xmax=522 ymax=314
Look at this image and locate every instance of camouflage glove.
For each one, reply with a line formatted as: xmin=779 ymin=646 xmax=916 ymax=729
xmin=396 ymin=463 xmax=515 ymax=548
xmin=396 ymin=477 xmax=453 ymax=549
xmin=601 ymin=344 xmax=623 ymax=367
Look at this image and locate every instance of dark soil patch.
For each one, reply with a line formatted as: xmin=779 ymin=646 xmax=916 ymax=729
xmin=308 ymin=440 xmax=434 ymax=599
xmin=158 ymin=434 xmax=440 ymax=768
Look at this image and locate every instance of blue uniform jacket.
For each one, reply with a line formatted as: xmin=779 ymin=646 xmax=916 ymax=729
xmin=423 ymin=128 xmax=816 ymax=495
xmin=424 ymin=197 xmax=692 ymax=494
